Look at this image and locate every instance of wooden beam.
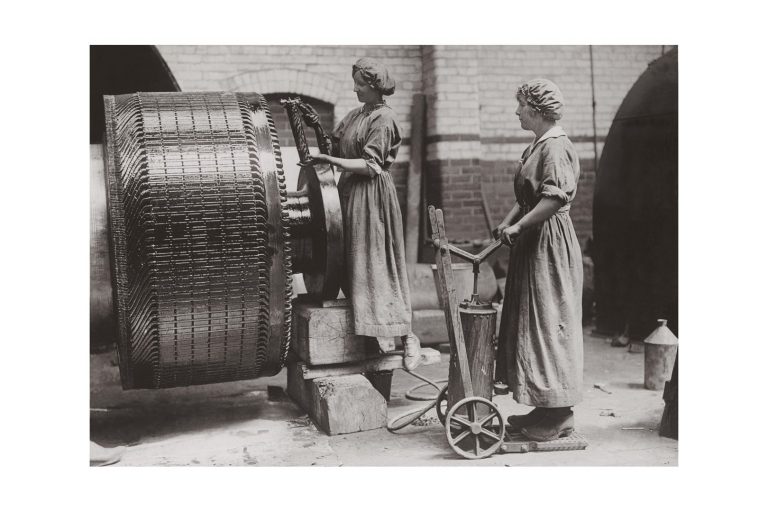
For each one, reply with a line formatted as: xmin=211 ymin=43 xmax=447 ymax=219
xmin=429 ymin=206 xmax=475 ymax=401
xmin=405 ymin=94 xmax=426 ymax=263
xmin=298 ymin=347 xmax=441 ymax=380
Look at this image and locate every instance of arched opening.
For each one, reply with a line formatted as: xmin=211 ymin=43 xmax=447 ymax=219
xmin=592 ymin=48 xmax=678 ymax=340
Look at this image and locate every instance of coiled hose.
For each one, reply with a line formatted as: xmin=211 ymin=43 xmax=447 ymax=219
xmin=386 ymin=370 xmax=449 ymax=432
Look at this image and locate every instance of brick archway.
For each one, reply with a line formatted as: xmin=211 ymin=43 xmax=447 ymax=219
xmin=262 ymin=94 xmax=334 ymax=150
xmin=226 ymin=69 xmax=342 ymax=108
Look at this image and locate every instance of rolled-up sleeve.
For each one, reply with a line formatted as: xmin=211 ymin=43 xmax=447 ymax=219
xmin=538 ymin=151 xmax=575 ymax=205
xmin=362 ymin=119 xmax=401 ymax=176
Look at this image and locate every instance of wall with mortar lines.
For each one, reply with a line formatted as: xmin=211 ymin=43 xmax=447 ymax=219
xmin=157 ymin=44 xmax=671 ymax=249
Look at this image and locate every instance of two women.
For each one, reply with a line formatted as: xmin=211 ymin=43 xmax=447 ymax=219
xmin=309 ymin=64 xmax=582 ymax=440
xmin=308 ymin=58 xmax=421 ymax=370
xmin=495 ymin=78 xmax=584 ymax=442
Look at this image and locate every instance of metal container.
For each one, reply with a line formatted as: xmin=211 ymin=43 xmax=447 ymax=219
xmin=644 ymin=319 xmax=678 ymax=390
xmin=431 ymin=263 xmax=473 ymax=308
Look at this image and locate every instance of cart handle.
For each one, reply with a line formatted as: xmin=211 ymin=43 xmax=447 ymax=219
xmin=424 ymin=238 xmax=503 ymax=266
xmin=425 ymin=238 xmax=506 ymax=305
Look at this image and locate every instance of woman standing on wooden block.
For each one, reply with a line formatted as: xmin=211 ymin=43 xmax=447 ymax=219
xmin=306 ymin=58 xmax=422 ymax=370
xmin=494 ymin=78 xmax=584 ymax=442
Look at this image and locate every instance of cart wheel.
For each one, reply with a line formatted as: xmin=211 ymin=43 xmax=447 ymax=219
xmin=445 ymin=397 xmax=505 ymax=459
xmin=436 ymin=385 xmax=449 ymax=425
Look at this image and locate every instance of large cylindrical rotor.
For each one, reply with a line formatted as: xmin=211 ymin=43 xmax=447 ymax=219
xmin=102 ymin=91 xmax=342 ymax=389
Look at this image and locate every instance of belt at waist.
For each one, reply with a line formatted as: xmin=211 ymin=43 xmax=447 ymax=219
xmin=520 ymin=203 xmax=571 ymax=214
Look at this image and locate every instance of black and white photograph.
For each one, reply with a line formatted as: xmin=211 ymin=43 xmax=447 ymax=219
xmin=89 ymin=43 xmax=678 ymax=467
xmin=5 ymin=1 xmax=766 ymax=510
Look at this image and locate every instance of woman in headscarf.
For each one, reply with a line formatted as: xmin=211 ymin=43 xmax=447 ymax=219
xmin=494 ymin=78 xmax=584 ymax=441
xmin=308 ymin=58 xmax=421 ymax=370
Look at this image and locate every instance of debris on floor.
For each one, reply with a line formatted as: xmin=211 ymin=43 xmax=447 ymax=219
xmin=594 ymin=383 xmax=612 ymax=394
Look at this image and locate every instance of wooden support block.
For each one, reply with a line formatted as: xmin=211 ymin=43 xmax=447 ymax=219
xmin=292 ymin=300 xmax=382 ymax=365
xmin=298 ymin=347 xmax=442 ymax=380
xmin=310 ymin=375 xmax=387 ymax=435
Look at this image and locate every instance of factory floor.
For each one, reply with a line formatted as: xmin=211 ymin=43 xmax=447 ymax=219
xmin=90 ymin=327 xmax=678 ymax=466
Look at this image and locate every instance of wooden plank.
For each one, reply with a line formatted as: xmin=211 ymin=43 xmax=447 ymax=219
xmin=500 ymin=432 xmax=588 ymax=453
xmin=479 ymin=183 xmax=496 ymax=237
xmin=310 ymin=375 xmax=387 ymax=435
xmin=405 ymin=93 xmax=426 ymax=263
xmin=299 ymin=347 xmax=441 ymax=380
xmin=428 ymin=206 xmax=474 ymax=400
xmin=319 ymin=298 xmax=351 ymax=308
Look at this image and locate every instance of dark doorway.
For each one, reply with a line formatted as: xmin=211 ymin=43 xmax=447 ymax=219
xmin=263 ymin=93 xmax=335 ymax=149
xmin=592 ymin=48 xmax=678 ymax=339
xmin=90 ymin=45 xmax=180 ymax=144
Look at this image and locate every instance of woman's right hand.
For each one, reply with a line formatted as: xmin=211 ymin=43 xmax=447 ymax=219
xmin=500 ymin=224 xmax=523 ymax=246
xmin=493 ymin=223 xmax=510 ymax=240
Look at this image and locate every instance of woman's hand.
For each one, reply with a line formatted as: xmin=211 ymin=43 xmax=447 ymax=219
xmin=493 ymin=222 xmax=510 ymax=240
xmin=310 ymin=152 xmax=331 ymax=164
xmin=298 ymin=152 xmax=332 ymax=168
xmin=500 ymin=224 xmax=523 ymax=246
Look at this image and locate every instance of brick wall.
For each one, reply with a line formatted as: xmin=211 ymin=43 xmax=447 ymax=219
xmin=157 ymin=45 xmax=422 ymax=165
xmin=474 ymin=45 xmax=665 ymax=246
xmin=156 ymin=44 xmax=668 ymax=249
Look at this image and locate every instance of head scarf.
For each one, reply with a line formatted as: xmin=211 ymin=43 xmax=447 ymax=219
xmin=516 ymin=78 xmax=564 ymax=121
xmin=352 ymin=58 xmax=396 ymax=96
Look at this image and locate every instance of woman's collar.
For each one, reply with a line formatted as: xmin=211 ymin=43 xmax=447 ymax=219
xmin=523 ymin=126 xmax=566 ymax=161
xmin=532 ymin=125 xmax=566 ymax=146
xmin=362 ymin=101 xmax=387 ymax=113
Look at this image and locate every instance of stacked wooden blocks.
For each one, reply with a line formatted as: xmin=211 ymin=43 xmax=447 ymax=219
xmin=287 ymin=296 xmax=441 ymax=435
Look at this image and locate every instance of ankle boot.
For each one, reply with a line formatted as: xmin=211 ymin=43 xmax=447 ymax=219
xmin=520 ymin=408 xmax=574 ymax=442
xmin=401 ymin=333 xmax=421 ymax=371
xmin=507 ymin=407 xmax=546 ymax=433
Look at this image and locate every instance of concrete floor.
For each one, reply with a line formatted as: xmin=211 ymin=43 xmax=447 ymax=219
xmin=90 ymin=328 xmax=678 ymax=466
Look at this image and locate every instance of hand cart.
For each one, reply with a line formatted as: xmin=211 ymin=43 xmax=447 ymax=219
xmin=427 ymin=206 xmax=588 ymax=459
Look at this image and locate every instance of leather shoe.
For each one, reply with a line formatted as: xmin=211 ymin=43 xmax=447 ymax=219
xmin=506 ymin=407 xmax=546 ymax=433
xmin=401 ymin=333 xmax=421 ymax=371
xmin=521 ymin=411 xmax=574 ymax=442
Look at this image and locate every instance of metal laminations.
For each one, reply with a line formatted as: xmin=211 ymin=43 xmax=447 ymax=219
xmin=103 ymin=92 xmax=292 ymax=389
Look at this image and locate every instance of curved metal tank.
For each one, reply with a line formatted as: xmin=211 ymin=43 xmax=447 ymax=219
xmin=592 ymin=48 xmax=678 ymax=338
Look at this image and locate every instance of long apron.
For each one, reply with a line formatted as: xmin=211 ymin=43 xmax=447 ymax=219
xmin=340 ymin=173 xmax=411 ymax=337
xmin=333 ymin=104 xmax=411 ymax=338
xmin=497 ymin=130 xmax=584 ymax=407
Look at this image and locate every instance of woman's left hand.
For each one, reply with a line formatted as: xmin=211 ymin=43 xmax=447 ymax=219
xmin=500 ymin=224 xmax=523 ymax=246
xmin=310 ymin=153 xmax=331 ymax=164
xmin=298 ymin=152 xmax=331 ymax=168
